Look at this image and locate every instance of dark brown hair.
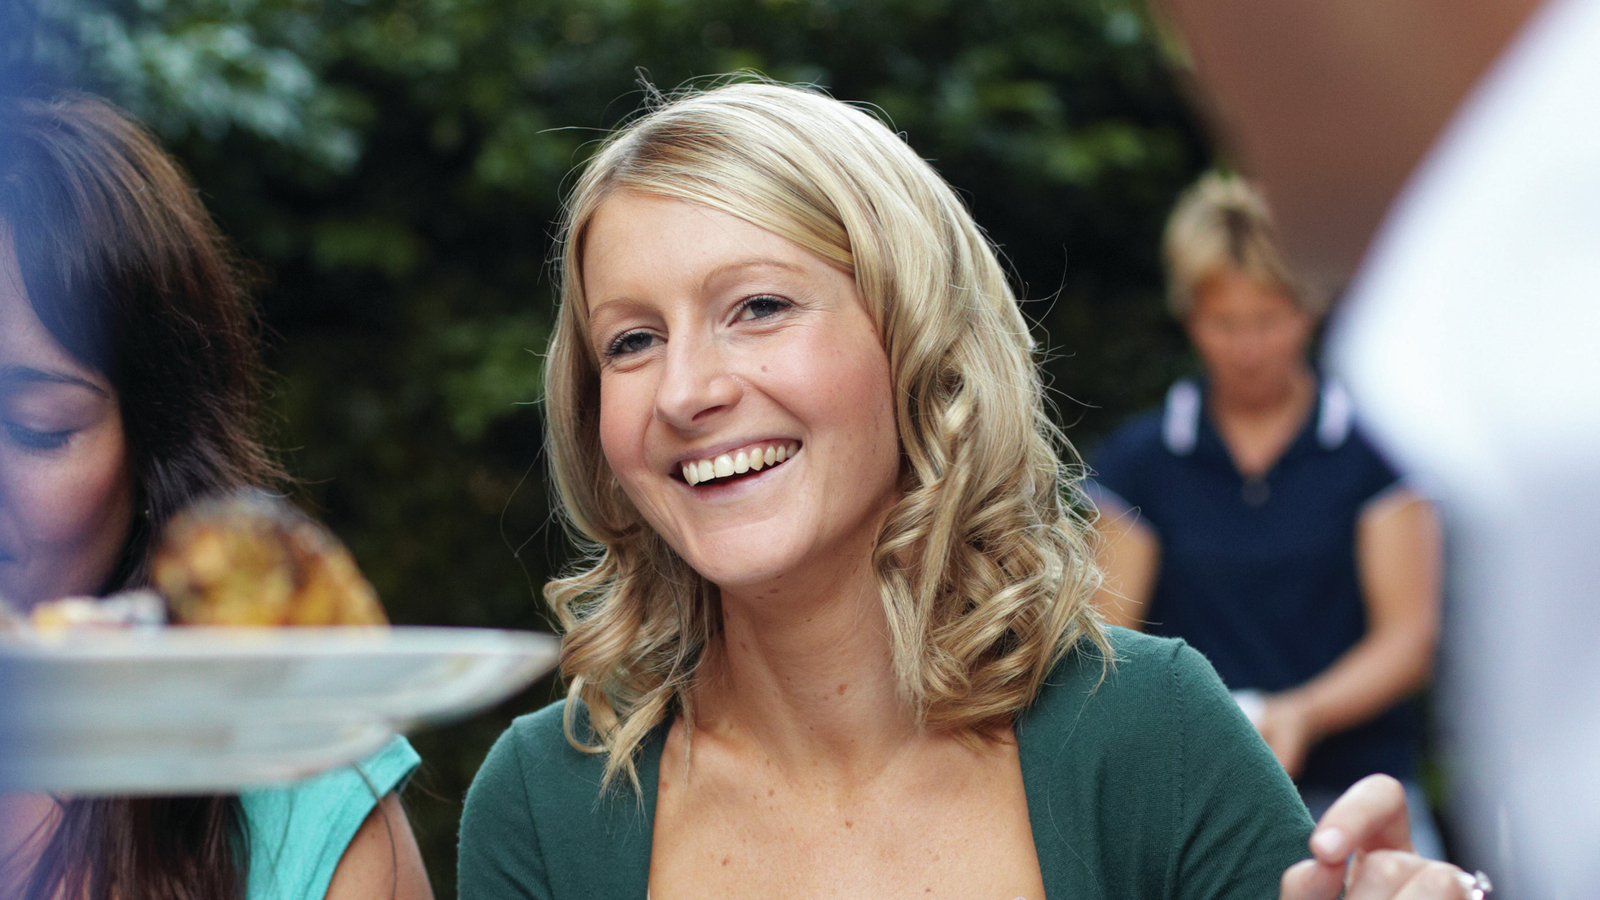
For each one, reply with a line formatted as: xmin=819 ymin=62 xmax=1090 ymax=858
xmin=1 ymin=92 xmax=284 ymax=900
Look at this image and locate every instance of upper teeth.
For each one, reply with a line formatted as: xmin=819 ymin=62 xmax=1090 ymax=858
xmin=682 ymin=442 xmax=798 ymax=486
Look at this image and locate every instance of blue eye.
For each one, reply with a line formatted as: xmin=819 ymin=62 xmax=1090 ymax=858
xmin=605 ymin=330 xmax=659 ymax=358
xmin=4 ymin=422 xmax=72 ymax=451
xmin=739 ymin=295 xmax=790 ymax=320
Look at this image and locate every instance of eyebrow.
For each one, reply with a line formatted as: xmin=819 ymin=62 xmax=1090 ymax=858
xmin=0 ymin=365 xmax=110 ymax=397
xmin=698 ymin=257 xmax=808 ymax=292
xmin=588 ymin=258 xmax=811 ymax=323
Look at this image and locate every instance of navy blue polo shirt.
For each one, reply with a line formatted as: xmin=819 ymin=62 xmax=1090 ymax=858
xmin=1089 ymin=378 xmax=1419 ymax=792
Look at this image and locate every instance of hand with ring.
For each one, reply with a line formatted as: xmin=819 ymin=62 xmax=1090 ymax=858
xmin=1280 ymin=774 xmax=1491 ymax=900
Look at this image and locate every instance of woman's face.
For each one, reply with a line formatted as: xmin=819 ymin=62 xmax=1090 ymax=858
xmin=0 ymin=230 xmax=134 ymax=608
xmin=584 ymin=192 xmax=901 ymax=594
xmin=1185 ymin=267 xmax=1315 ymax=405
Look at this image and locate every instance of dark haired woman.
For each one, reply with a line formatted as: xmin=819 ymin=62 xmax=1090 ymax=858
xmin=0 ymin=93 xmax=432 ymax=900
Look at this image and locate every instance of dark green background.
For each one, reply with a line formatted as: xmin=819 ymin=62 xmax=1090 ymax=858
xmin=12 ymin=1 xmax=1214 ymax=893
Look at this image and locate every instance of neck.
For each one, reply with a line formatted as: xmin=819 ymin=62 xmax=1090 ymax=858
xmin=693 ymin=559 xmax=918 ymax=778
xmin=1209 ymin=367 xmax=1318 ymax=477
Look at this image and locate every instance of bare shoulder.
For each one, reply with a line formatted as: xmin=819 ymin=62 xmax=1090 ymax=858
xmin=323 ymin=792 xmax=434 ymax=900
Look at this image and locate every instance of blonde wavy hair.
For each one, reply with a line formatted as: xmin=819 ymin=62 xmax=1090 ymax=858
xmin=1162 ymin=171 xmax=1324 ymax=317
xmin=544 ymin=80 xmax=1108 ymax=789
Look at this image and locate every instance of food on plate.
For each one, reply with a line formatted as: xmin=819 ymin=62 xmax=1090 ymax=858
xmin=152 ymin=491 xmax=388 ymax=626
xmin=4 ymin=492 xmax=387 ymax=635
xmin=28 ymin=590 xmax=167 ymax=633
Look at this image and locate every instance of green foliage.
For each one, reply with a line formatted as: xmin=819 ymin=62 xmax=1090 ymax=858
xmin=20 ymin=0 xmax=1211 ymax=893
xmin=29 ymin=0 xmax=365 ymax=169
xmin=437 ymin=312 xmax=549 ymax=443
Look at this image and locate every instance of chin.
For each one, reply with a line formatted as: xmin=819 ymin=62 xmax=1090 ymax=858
xmin=684 ymin=554 xmax=796 ymax=593
xmin=674 ymin=534 xmax=813 ymax=594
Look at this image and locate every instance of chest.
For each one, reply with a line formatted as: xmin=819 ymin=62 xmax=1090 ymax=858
xmin=648 ymin=734 xmax=1044 ymax=900
xmin=1144 ymin=440 xmax=1383 ymax=572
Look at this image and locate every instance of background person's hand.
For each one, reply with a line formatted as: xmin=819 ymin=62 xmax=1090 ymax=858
xmin=1280 ymin=774 xmax=1474 ymax=900
xmin=1257 ymin=693 xmax=1316 ymax=779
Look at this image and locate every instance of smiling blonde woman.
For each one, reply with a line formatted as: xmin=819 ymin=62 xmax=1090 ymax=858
xmin=545 ymin=80 xmax=1109 ymax=784
xmin=457 ymin=81 xmax=1453 ymax=900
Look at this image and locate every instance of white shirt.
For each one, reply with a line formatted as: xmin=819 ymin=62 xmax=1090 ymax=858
xmin=1328 ymin=0 xmax=1600 ymax=895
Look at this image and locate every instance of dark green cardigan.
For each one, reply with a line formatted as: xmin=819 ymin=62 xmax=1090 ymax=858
xmin=459 ymin=628 xmax=1312 ymax=899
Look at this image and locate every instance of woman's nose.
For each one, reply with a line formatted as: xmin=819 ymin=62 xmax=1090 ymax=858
xmin=653 ymin=335 xmax=741 ymax=430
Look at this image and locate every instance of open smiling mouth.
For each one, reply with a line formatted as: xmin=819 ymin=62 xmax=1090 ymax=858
xmin=679 ymin=441 xmax=800 ymax=487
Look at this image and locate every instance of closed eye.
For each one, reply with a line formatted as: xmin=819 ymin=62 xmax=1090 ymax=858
xmin=3 ymin=422 xmax=73 ymax=451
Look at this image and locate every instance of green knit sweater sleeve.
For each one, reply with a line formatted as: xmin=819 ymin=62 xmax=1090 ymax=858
xmin=1021 ymin=628 xmax=1313 ymax=899
xmin=458 ymin=700 xmax=660 ymax=900
xmin=458 ymin=713 xmax=555 ymax=900
xmin=1164 ymin=638 xmax=1314 ymax=898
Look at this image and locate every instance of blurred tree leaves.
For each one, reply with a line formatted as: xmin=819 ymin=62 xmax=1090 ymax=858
xmin=24 ymin=0 xmax=365 ymax=169
xmin=13 ymin=0 xmax=1210 ymax=893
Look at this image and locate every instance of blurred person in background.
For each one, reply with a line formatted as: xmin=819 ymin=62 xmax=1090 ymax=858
xmin=1090 ymin=172 xmax=1444 ymax=857
xmin=0 ymin=92 xmax=430 ymax=900
xmin=1156 ymin=0 xmax=1600 ymax=897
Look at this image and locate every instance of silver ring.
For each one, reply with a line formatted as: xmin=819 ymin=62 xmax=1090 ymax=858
xmin=1455 ymin=869 xmax=1492 ymax=900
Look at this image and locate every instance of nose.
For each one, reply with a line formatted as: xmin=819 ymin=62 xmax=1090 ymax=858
xmin=653 ymin=332 xmax=741 ymax=430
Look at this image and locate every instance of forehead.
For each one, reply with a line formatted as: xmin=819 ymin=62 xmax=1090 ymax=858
xmin=580 ymin=192 xmax=841 ymax=306
xmin=1190 ymin=267 xmax=1302 ymax=317
xmin=0 ymin=229 xmax=111 ymax=395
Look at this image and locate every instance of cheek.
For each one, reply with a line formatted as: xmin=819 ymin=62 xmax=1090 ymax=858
xmin=1188 ymin=328 xmax=1232 ymax=369
xmin=1 ymin=422 xmax=134 ymax=600
xmin=815 ymin=333 xmax=899 ymax=469
xmin=861 ymin=354 xmax=899 ymax=456
xmin=596 ymin=376 xmax=652 ymax=486
xmin=1264 ymin=323 xmax=1312 ymax=365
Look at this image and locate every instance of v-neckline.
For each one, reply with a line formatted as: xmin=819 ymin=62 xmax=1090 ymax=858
xmin=1201 ymin=379 xmax=1323 ymax=488
xmin=634 ymin=706 xmax=1061 ymax=896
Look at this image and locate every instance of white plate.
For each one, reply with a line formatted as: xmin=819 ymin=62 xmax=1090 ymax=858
xmin=0 ymin=626 xmax=558 ymax=794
